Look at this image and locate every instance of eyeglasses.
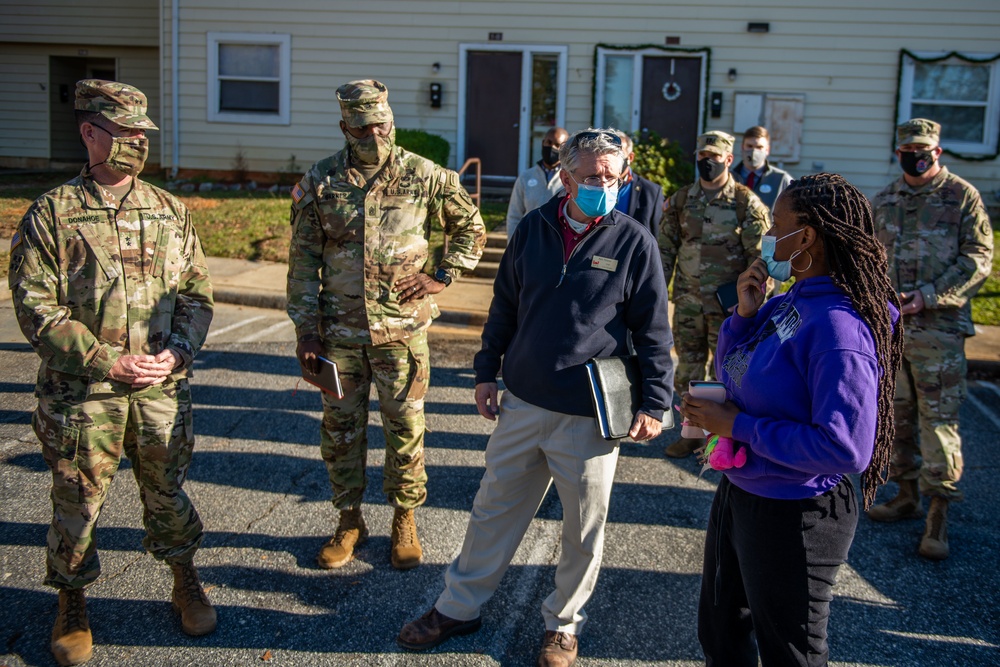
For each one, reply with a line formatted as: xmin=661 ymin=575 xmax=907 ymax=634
xmin=572 ymin=172 xmax=623 ymax=188
xmin=346 ymin=121 xmax=394 ymax=138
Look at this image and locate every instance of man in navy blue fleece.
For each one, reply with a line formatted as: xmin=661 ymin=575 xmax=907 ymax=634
xmin=398 ymin=129 xmax=674 ymax=667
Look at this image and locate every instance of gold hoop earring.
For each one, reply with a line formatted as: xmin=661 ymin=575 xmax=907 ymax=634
xmin=791 ymin=250 xmax=813 ymax=273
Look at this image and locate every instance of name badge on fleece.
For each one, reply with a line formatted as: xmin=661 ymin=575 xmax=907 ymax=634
xmin=591 ymin=255 xmax=618 ymax=272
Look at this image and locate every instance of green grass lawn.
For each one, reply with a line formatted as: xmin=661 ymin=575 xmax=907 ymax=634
xmin=1 ymin=174 xmax=509 ymax=268
xmin=2 ymin=173 xmax=996 ymax=326
xmin=971 ymin=230 xmax=1000 ymax=326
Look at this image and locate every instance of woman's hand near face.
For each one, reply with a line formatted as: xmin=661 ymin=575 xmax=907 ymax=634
xmin=736 ymin=258 xmax=769 ymax=319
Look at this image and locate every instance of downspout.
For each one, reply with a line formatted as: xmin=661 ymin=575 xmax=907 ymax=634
xmin=170 ymin=0 xmax=180 ymax=178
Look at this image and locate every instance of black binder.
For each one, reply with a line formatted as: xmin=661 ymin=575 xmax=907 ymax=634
xmin=585 ymin=355 xmax=643 ymax=440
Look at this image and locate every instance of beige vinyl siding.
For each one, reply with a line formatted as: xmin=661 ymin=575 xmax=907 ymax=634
xmin=0 ymin=47 xmax=49 ymax=161
xmin=163 ymin=0 xmax=1000 ymax=197
xmin=0 ymin=43 xmax=160 ymax=166
xmin=0 ymin=0 xmax=158 ymax=46
xmin=0 ymin=0 xmax=160 ymax=167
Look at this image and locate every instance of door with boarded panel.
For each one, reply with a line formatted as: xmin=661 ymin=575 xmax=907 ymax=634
xmin=640 ymin=56 xmax=702 ymax=159
xmin=465 ymin=51 xmax=522 ymax=181
xmin=49 ymin=56 xmax=116 ymax=162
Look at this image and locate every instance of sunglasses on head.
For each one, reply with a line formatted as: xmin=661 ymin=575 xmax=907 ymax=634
xmin=573 ymin=130 xmax=622 ymax=147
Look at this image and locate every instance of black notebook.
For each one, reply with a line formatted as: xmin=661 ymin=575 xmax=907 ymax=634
xmin=585 ymin=355 xmax=644 ymax=440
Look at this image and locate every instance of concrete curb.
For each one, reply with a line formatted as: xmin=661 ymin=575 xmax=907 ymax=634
xmin=211 ymin=287 xmax=489 ymax=329
xmin=212 ymin=288 xmax=286 ymax=311
xmin=968 ymin=358 xmax=1000 ymax=375
xmin=436 ymin=309 xmax=490 ymax=327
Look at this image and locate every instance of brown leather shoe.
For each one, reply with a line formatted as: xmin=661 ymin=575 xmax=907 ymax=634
xmin=397 ymin=607 xmax=482 ymax=651
xmin=51 ymin=589 xmax=92 ymax=666
xmin=538 ymin=630 xmax=578 ymax=667
xmin=664 ymin=436 xmax=701 ymax=459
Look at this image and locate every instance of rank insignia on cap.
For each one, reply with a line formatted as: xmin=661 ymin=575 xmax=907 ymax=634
xmin=291 ymin=183 xmax=306 ymax=203
xmin=10 ymin=230 xmax=21 ymax=250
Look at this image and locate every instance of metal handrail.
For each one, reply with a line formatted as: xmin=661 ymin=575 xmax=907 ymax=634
xmin=458 ymin=157 xmax=482 ymax=207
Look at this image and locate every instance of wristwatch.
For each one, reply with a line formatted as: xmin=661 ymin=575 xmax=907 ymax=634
xmin=433 ymin=268 xmax=453 ymax=286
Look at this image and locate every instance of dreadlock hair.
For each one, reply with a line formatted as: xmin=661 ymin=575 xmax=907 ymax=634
xmin=782 ymin=173 xmax=903 ymax=510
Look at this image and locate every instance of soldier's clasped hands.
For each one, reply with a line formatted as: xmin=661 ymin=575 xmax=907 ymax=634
xmin=106 ymin=349 xmax=179 ymax=387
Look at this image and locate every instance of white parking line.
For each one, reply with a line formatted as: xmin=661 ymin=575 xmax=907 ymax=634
xmin=967 ymin=381 xmax=1000 ymax=432
xmin=206 ymin=314 xmax=267 ymax=340
xmin=237 ymin=319 xmax=294 ymax=343
xmin=978 ymin=380 xmax=1000 ymax=400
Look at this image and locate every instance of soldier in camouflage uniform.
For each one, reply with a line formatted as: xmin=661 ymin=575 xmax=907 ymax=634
xmin=8 ymin=80 xmax=216 ymax=666
xmin=659 ymin=131 xmax=770 ymax=458
xmin=870 ymin=118 xmax=994 ymax=560
xmin=287 ymin=80 xmax=485 ymax=572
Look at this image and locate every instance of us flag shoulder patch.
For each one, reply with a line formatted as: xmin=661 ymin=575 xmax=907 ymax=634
xmin=291 ymin=183 xmax=306 ymax=203
xmin=10 ymin=230 xmax=21 ymax=250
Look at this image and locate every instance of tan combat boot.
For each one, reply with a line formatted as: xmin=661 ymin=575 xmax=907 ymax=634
xmin=867 ymin=479 xmax=923 ymax=522
xmin=170 ymin=562 xmax=217 ymax=636
xmin=317 ymin=507 xmax=368 ymax=569
xmin=51 ymin=588 xmax=92 ymax=666
xmin=664 ymin=436 xmax=701 ymax=459
xmin=391 ymin=508 xmax=423 ymax=570
xmin=918 ymin=496 xmax=949 ymax=560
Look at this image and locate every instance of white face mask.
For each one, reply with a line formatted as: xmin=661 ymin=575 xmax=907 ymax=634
xmin=743 ymin=148 xmax=767 ymax=170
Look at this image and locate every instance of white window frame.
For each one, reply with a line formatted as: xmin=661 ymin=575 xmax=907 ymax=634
xmin=593 ymin=47 xmax=708 ymax=133
xmin=897 ymin=52 xmax=1000 ymax=156
xmin=457 ymin=43 xmax=568 ymax=176
xmin=207 ymin=32 xmax=291 ymax=125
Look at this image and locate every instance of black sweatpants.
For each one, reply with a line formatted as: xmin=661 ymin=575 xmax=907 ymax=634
xmin=698 ymin=476 xmax=859 ymax=667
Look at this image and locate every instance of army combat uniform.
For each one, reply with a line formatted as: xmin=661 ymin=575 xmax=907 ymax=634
xmin=659 ymin=176 xmax=769 ymax=396
xmin=874 ymin=165 xmax=993 ymax=499
xmin=9 ymin=165 xmax=214 ymax=589
xmin=287 ymin=144 xmax=485 ymax=512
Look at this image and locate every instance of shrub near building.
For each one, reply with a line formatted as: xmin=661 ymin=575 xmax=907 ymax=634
xmin=631 ymin=131 xmax=695 ymax=198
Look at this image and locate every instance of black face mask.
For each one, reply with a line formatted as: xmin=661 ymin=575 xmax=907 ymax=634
xmin=541 ymin=145 xmax=560 ymax=167
xmin=899 ymin=150 xmax=936 ymax=177
xmin=697 ymin=157 xmax=726 ymax=182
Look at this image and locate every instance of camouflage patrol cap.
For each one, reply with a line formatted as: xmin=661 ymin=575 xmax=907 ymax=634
xmin=696 ymin=131 xmax=735 ymax=156
xmin=74 ymin=79 xmax=158 ymax=130
xmin=336 ymin=79 xmax=393 ymax=128
xmin=896 ymin=118 xmax=940 ymax=147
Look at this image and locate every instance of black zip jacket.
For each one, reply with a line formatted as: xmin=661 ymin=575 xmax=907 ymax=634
xmin=474 ymin=196 xmax=674 ymax=419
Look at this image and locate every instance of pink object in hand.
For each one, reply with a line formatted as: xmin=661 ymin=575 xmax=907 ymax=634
xmin=708 ymin=436 xmax=747 ymax=470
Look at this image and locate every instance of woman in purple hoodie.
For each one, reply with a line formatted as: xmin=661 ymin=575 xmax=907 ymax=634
xmin=681 ymin=173 xmax=903 ymax=666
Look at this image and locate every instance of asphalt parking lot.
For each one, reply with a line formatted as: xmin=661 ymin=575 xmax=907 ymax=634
xmin=1 ymin=308 xmax=999 ymax=666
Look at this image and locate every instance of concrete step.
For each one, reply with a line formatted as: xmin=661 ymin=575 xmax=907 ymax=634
xmin=472 ymin=261 xmax=500 ymax=279
xmin=481 ymin=246 xmax=505 ymax=263
xmin=485 ymin=231 xmax=508 ymax=249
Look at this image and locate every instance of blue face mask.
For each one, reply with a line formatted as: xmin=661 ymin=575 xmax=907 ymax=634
xmin=761 ymin=228 xmax=804 ymax=281
xmin=571 ymin=177 xmax=618 ymax=218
